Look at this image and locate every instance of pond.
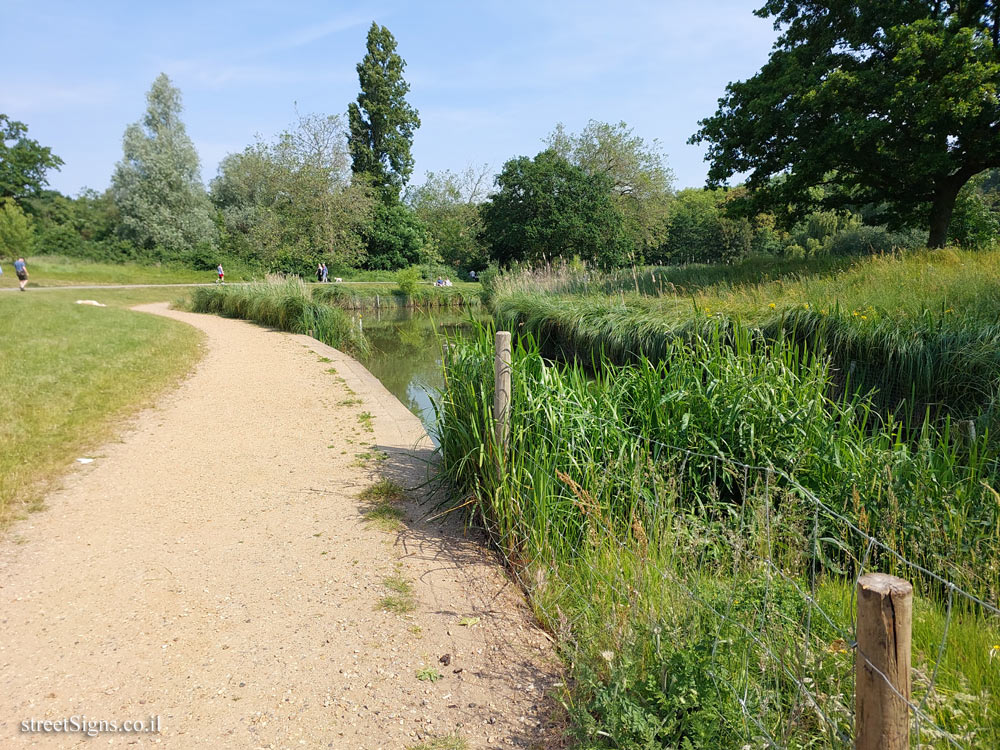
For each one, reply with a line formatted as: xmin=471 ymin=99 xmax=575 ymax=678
xmin=355 ymin=308 xmax=486 ymax=444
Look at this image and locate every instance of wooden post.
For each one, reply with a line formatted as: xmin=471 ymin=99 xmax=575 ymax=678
xmin=856 ymin=573 xmax=913 ymax=750
xmin=494 ymin=331 xmax=512 ymax=464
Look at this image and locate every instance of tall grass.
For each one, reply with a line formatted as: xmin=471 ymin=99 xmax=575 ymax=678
xmin=312 ymin=282 xmax=483 ymax=310
xmin=490 ymin=248 xmax=1000 ymax=432
xmin=435 ymin=324 xmax=1000 ymax=748
xmin=190 ymin=277 xmax=368 ymax=355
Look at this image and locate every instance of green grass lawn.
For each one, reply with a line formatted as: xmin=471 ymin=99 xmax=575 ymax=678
xmin=0 ymin=287 xmax=203 ymax=526
xmin=0 ymin=255 xmax=252 ymax=288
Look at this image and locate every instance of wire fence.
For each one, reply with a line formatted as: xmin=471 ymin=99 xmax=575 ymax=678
xmin=440 ymin=332 xmax=1000 ymax=748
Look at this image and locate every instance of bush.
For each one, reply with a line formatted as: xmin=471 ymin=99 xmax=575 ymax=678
xmin=0 ymin=199 xmax=35 ymax=258
xmin=950 ymin=182 xmax=1000 ymax=249
xmin=829 ymin=225 xmax=927 ymax=256
xmin=396 ymin=267 xmax=421 ymax=297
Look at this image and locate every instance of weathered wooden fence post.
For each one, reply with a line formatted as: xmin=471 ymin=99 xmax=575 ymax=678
xmin=494 ymin=331 xmax=512 ymax=467
xmin=856 ymin=572 xmax=913 ymax=750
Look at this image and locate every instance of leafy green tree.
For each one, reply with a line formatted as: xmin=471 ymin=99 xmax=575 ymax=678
xmin=0 ymin=115 xmax=63 ymax=199
xmin=651 ymin=189 xmax=751 ymax=265
xmin=212 ymin=113 xmax=374 ymax=271
xmin=363 ymin=201 xmax=429 ymax=270
xmin=405 ymin=165 xmax=490 ymax=271
xmin=692 ymin=1 xmax=1000 ymax=247
xmin=546 ymin=120 xmax=674 ymax=259
xmin=22 ymin=188 xmax=119 ymax=258
xmin=111 ymin=74 xmax=215 ymax=253
xmin=347 ymin=23 xmax=420 ymax=202
xmin=0 ymin=198 xmax=34 ymax=258
xmin=482 ymin=150 xmax=632 ymax=268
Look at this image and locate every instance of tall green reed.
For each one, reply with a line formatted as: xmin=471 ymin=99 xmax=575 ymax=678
xmin=190 ymin=277 xmax=368 ymax=355
xmin=435 ymin=323 xmax=1000 ymax=747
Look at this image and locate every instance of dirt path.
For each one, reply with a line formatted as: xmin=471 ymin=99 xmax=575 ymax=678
xmin=0 ymin=303 xmax=560 ymax=749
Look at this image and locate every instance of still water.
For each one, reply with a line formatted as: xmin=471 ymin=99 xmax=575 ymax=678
xmin=355 ymin=308 xmax=485 ymax=443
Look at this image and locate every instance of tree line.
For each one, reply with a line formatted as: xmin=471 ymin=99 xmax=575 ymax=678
xmin=3 ymin=3 xmax=1000 ymax=274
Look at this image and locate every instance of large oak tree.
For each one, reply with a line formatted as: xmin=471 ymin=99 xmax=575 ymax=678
xmin=692 ymin=1 xmax=1000 ymax=247
xmin=482 ymin=150 xmax=632 ymax=268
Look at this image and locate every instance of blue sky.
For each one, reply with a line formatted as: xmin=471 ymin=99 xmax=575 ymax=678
xmin=1 ymin=0 xmax=779 ymax=196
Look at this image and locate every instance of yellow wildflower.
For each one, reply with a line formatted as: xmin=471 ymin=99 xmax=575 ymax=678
xmin=769 ymin=303 xmax=776 ymax=309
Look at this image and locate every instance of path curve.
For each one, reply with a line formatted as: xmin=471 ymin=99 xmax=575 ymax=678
xmin=0 ymin=303 xmax=558 ymax=748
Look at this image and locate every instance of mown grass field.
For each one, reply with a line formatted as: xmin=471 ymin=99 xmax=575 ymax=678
xmin=0 ymin=287 xmax=203 ymax=526
xmin=0 ymin=255 xmax=257 ymax=288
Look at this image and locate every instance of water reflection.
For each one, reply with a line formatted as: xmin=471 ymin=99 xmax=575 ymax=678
xmin=357 ymin=308 xmax=485 ymax=444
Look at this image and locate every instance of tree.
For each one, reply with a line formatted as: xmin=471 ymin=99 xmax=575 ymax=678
xmin=111 ymin=74 xmax=215 ymax=253
xmin=692 ymin=1 xmax=1000 ymax=247
xmin=363 ymin=201 xmax=429 ymax=270
xmin=0 ymin=198 xmax=34 ymax=257
xmin=22 ymin=188 xmax=120 ymax=259
xmin=0 ymin=115 xmax=63 ymax=200
xmin=347 ymin=23 xmax=421 ymax=202
xmin=481 ymin=150 xmax=632 ymax=268
xmin=405 ymin=165 xmax=490 ymax=270
xmin=211 ymin=113 xmax=374 ymax=271
xmin=546 ymin=120 xmax=674 ymax=258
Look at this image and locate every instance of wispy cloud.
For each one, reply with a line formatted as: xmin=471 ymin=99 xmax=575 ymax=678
xmin=0 ymin=82 xmax=117 ymax=115
xmin=263 ymin=13 xmax=372 ymax=55
xmin=155 ymin=12 xmax=371 ymax=91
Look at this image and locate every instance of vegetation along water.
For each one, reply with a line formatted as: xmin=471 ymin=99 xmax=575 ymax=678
xmin=435 ymin=320 xmax=1000 ymax=748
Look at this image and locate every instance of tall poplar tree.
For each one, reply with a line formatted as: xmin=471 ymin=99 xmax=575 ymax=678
xmin=347 ymin=23 xmax=421 ymax=202
xmin=111 ymin=74 xmax=215 ymax=253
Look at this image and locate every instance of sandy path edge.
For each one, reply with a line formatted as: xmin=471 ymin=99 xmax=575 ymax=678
xmin=0 ymin=302 xmax=561 ymax=749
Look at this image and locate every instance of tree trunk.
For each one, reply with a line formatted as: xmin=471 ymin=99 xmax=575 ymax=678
xmin=927 ymin=182 xmax=961 ymax=248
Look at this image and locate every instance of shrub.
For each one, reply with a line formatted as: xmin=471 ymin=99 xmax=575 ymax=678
xmin=396 ymin=267 xmax=421 ymax=297
xmin=0 ymin=199 xmax=34 ymax=258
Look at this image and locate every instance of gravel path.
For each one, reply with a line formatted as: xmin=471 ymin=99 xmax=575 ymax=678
xmin=0 ymin=303 xmax=560 ymax=749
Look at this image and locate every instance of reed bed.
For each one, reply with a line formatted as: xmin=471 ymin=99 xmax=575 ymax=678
xmin=435 ymin=325 xmax=1000 ymax=748
xmin=490 ymin=248 xmax=1000 ymax=432
xmin=312 ymin=282 xmax=483 ymax=310
xmin=190 ymin=277 xmax=368 ymax=355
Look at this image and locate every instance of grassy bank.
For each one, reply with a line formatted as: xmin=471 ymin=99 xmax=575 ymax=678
xmin=313 ymin=281 xmax=483 ymax=310
xmin=491 ymin=248 xmax=1000 ymax=429
xmin=436 ymin=326 xmax=999 ymax=748
xmin=190 ymin=277 xmax=368 ymax=356
xmin=0 ymin=288 xmax=203 ymax=526
xmin=0 ymin=255 xmax=256 ymax=287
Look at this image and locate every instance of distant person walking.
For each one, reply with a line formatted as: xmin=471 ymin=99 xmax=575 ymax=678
xmin=317 ymin=263 xmax=324 ymax=283
xmin=14 ymin=257 xmax=28 ymax=291
xmin=216 ymin=264 xmax=225 ymax=284
xmin=321 ymin=263 xmax=329 ymax=283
